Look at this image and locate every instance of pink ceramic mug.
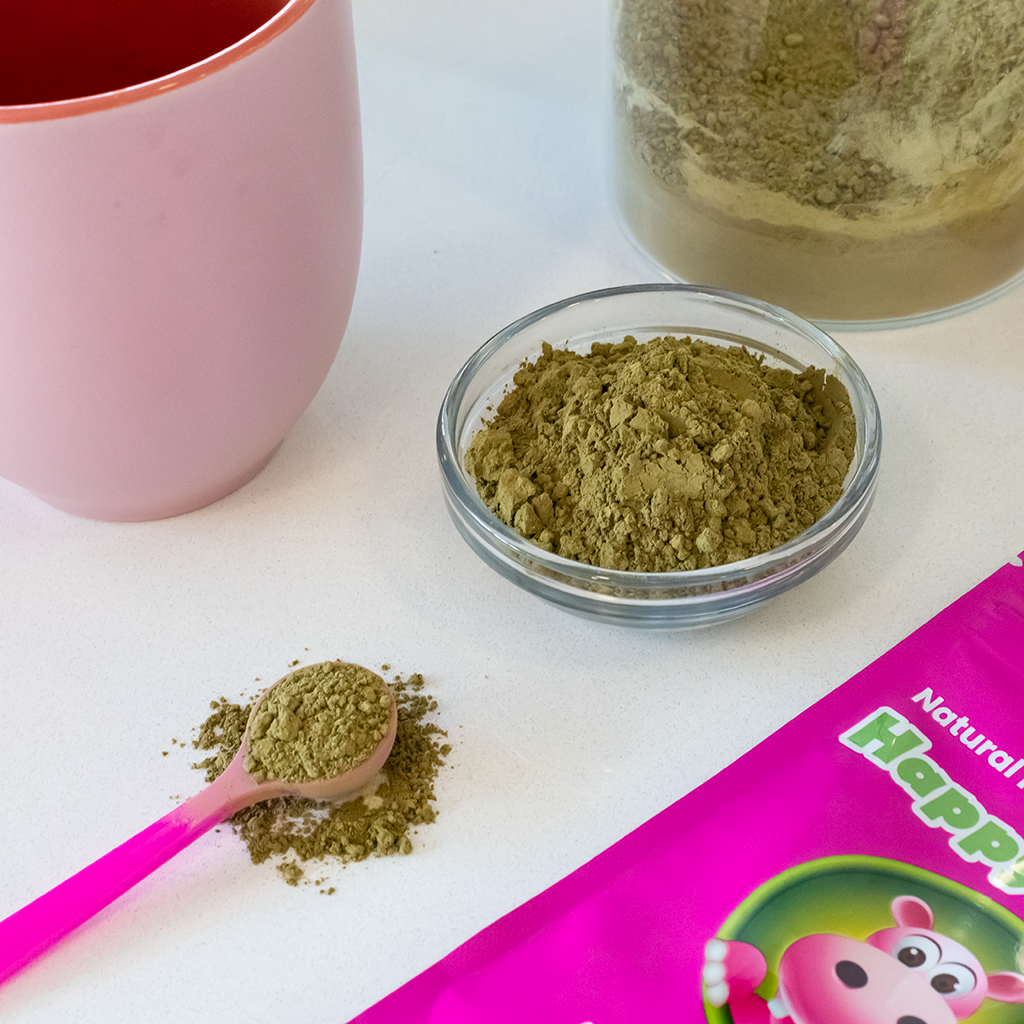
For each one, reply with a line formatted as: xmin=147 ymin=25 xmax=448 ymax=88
xmin=0 ymin=0 xmax=362 ymax=520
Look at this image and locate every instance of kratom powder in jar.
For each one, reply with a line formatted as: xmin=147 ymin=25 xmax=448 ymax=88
xmin=614 ymin=0 xmax=1024 ymax=320
xmin=465 ymin=334 xmax=855 ymax=573
xmin=188 ymin=668 xmax=451 ymax=886
xmin=243 ymin=660 xmax=393 ymax=784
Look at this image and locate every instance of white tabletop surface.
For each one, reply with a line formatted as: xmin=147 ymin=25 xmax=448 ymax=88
xmin=3 ymin=1 xmax=1024 ymax=1020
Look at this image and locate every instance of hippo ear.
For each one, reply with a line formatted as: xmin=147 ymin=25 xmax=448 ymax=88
xmin=891 ymin=895 xmax=934 ymax=929
xmin=987 ymin=972 xmax=1024 ymax=1003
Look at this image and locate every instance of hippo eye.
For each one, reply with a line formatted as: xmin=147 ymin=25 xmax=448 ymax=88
xmin=929 ymin=963 xmax=976 ymax=998
xmin=893 ymin=935 xmax=941 ymax=970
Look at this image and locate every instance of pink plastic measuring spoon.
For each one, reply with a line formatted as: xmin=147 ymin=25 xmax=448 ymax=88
xmin=0 ymin=668 xmax=398 ymax=986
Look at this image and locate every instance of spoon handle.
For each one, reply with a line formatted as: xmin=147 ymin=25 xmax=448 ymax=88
xmin=0 ymin=759 xmax=252 ymax=986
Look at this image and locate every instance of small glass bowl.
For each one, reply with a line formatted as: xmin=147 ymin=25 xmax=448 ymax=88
xmin=437 ymin=284 xmax=881 ymax=628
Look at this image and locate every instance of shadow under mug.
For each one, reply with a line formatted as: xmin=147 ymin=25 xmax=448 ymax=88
xmin=0 ymin=0 xmax=363 ymax=521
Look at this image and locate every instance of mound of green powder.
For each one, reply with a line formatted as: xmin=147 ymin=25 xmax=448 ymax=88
xmin=465 ymin=334 xmax=855 ymax=572
xmin=189 ymin=669 xmax=451 ymax=886
xmin=243 ymin=661 xmax=393 ymax=784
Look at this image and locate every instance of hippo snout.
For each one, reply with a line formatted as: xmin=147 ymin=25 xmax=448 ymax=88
xmin=777 ymin=934 xmax=957 ymax=1024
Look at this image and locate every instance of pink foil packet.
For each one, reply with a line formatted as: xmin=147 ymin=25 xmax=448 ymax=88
xmin=354 ymin=553 xmax=1024 ymax=1024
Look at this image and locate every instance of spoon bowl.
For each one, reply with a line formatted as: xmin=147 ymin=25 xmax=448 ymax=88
xmin=0 ymin=661 xmax=398 ymax=985
xmin=192 ymin=666 xmax=399 ymax=817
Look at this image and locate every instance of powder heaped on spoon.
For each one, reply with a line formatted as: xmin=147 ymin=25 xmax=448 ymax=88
xmin=188 ymin=668 xmax=451 ymax=884
xmin=243 ymin=661 xmax=393 ymax=784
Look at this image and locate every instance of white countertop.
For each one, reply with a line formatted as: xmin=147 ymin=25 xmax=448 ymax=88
xmin=3 ymin=1 xmax=1024 ymax=1020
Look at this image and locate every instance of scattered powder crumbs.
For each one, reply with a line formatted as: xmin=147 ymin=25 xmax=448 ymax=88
xmin=187 ymin=669 xmax=451 ymax=888
xmin=278 ymin=861 xmax=304 ymax=887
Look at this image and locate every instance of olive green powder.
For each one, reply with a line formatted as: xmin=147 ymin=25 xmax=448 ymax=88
xmin=188 ymin=669 xmax=451 ymax=887
xmin=465 ymin=334 xmax=855 ymax=573
xmin=614 ymin=0 xmax=1024 ymax=319
xmin=243 ymin=661 xmax=393 ymax=784
xmin=617 ymin=0 xmax=1024 ymax=210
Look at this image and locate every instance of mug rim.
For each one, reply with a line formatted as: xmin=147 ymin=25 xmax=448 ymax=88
xmin=0 ymin=0 xmax=315 ymax=124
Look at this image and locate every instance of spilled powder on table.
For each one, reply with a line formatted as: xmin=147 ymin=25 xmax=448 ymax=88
xmin=185 ymin=668 xmax=451 ymax=889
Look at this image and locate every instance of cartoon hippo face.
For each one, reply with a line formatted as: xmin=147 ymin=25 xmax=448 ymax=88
xmin=862 ymin=895 xmax=1024 ymax=1020
xmin=770 ymin=896 xmax=1024 ymax=1024
xmin=704 ymin=895 xmax=1024 ymax=1024
xmin=775 ymin=932 xmax=960 ymax=1024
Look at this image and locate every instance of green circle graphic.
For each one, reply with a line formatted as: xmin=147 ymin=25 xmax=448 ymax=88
xmin=704 ymin=856 xmax=1024 ymax=1023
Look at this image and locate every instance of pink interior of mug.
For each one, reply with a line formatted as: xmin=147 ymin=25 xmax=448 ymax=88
xmin=0 ymin=0 xmax=291 ymax=106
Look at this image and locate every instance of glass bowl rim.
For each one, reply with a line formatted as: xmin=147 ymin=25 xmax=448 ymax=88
xmin=437 ymin=282 xmax=882 ymax=606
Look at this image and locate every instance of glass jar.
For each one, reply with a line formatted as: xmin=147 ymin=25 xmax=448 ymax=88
xmin=612 ymin=0 xmax=1024 ymax=324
